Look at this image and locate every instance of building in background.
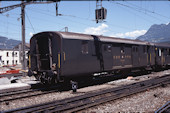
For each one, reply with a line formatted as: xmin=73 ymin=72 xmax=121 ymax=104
xmin=0 ymin=43 xmax=29 ymax=66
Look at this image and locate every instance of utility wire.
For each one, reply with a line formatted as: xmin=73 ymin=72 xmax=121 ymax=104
xmin=25 ymin=7 xmax=94 ymax=27
xmin=26 ymin=7 xmax=120 ymax=33
xmin=27 ymin=6 xmax=95 ymax=22
xmin=0 ymin=11 xmax=52 ymax=32
xmin=25 ymin=2 xmax=140 ymax=32
xmin=109 ymin=1 xmax=152 ymax=23
xmin=0 ymin=14 xmax=33 ymax=29
xmin=125 ymin=1 xmax=170 ymax=20
xmin=112 ymin=1 xmax=167 ymax=23
xmin=109 ymin=1 xmax=161 ymax=31
xmin=25 ymin=11 xmax=35 ymax=33
xmin=26 ymin=6 xmax=136 ymax=32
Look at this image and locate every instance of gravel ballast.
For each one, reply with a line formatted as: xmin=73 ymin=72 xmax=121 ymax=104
xmin=0 ymin=69 xmax=170 ymax=112
xmin=84 ymin=85 xmax=170 ymax=112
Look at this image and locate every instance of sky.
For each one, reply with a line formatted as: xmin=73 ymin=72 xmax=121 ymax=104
xmin=0 ymin=1 xmax=170 ymax=43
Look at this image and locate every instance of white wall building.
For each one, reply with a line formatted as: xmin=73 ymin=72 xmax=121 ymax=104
xmin=0 ymin=43 xmax=29 ymax=66
xmin=0 ymin=49 xmax=20 ymax=66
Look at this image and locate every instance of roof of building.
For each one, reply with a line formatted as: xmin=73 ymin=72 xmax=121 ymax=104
xmin=13 ymin=43 xmax=30 ymax=50
xmin=154 ymin=43 xmax=170 ymax=48
xmin=0 ymin=43 xmax=30 ymax=51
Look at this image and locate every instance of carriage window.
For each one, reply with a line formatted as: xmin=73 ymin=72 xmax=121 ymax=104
xmin=121 ymin=47 xmax=124 ymax=53
xmin=81 ymin=41 xmax=88 ymax=54
xmin=167 ymin=49 xmax=170 ymax=55
xmin=159 ymin=48 xmax=161 ymax=56
xmin=104 ymin=45 xmax=112 ymax=52
xmin=132 ymin=46 xmax=138 ymax=52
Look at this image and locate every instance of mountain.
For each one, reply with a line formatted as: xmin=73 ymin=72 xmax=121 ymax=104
xmin=137 ymin=23 xmax=170 ymax=43
xmin=0 ymin=36 xmax=21 ymax=49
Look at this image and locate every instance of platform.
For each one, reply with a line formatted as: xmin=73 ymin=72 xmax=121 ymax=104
xmin=0 ymin=76 xmax=38 ymax=93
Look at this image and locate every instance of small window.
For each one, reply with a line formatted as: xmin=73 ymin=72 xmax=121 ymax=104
xmin=15 ymin=52 xmax=18 ymax=57
xmin=12 ymin=52 xmax=14 ymax=57
xmin=104 ymin=45 xmax=112 ymax=52
xmin=121 ymin=47 xmax=124 ymax=53
xmin=7 ymin=60 xmax=9 ymax=65
xmin=167 ymin=49 xmax=170 ymax=56
xmin=159 ymin=48 xmax=161 ymax=56
xmin=16 ymin=60 xmax=18 ymax=65
xmin=12 ymin=60 xmax=14 ymax=65
xmin=81 ymin=41 xmax=88 ymax=54
xmin=6 ymin=52 xmax=9 ymax=57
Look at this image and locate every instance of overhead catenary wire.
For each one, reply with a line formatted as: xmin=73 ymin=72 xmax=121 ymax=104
xmin=111 ymin=1 xmax=169 ymax=23
xmin=25 ymin=11 xmax=35 ymax=33
xmin=25 ymin=2 xmax=136 ymax=30
xmin=0 ymin=13 xmax=33 ymax=30
xmin=0 ymin=10 xmax=56 ymax=32
xmin=1 ymin=1 xmax=169 ymax=42
xmin=26 ymin=5 xmax=95 ymax=22
xmin=110 ymin=1 xmax=157 ymax=24
xmin=1 ymin=1 xmax=138 ymax=36
xmin=25 ymin=7 xmax=97 ymax=28
xmin=0 ymin=7 xmax=66 ymax=35
xmin=125 ymin=1 xmax=170 ymax=20
xmin=25 ymin=5 xmax=136 ymax=33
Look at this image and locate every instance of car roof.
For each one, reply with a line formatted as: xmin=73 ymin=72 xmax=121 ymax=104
xmin=154 ymin=43 xmax=170 ymax=48
xmin=56 ymin=31 xmax=151 ymax=46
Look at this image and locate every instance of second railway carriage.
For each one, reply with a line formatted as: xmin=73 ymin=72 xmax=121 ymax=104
xmin=28 ymin=31 xmax=170 ymax=84
xmin=97 ymin=36 xmax=155 ymax=72
xmin=155 ymin=43 xmax=170 ymax=68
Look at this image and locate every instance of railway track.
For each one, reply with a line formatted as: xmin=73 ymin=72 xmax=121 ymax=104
xmin=0 ymin=85 xmax=60 ymax=103
xmin=3 ymin=74 xmax=170 ymax=113
xmin=0 ymin=71 xmax=146 ymax=103
xmin=155 ymin=101 xmax=170 ymax=113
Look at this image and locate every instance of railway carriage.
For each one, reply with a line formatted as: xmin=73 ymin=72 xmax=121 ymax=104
xmin=28 ymin=31 xmax=170 ymax=84
xmin=155 ymin=43 xmax=170 ymax=68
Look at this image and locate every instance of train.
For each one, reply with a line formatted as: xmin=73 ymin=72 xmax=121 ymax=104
xmin=28 ymin=31 xmax=170 ymax=85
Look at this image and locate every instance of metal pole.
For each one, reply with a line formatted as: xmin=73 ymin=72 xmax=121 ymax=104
xmin=21 ymin=2 xmax=26 ymax=76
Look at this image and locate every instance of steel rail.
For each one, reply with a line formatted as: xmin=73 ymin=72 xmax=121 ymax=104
xmin=0 ymin=89 xmax=35 ymax=97
xmin=0 ymin=83 xmax=49 ymax=97
xmin=155 ymin=101 xmax=170 ymax=113
xmin=3 ymin=74 xmax=170 ymax=113
xmin=0 ymin=85 xmax=60 ymax=103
